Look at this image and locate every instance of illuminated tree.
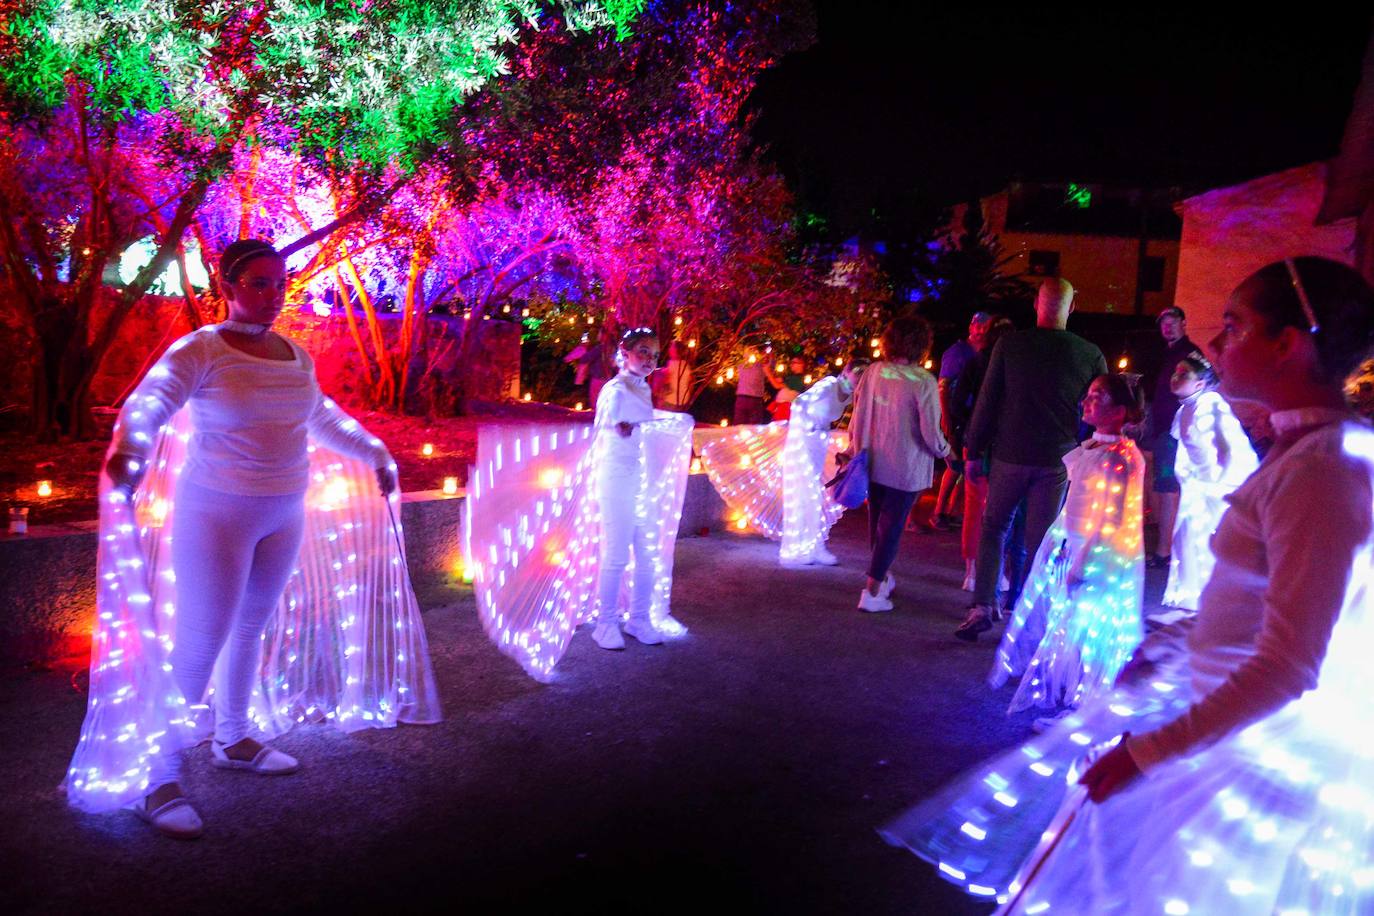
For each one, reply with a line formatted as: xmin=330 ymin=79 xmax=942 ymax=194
xmin=0 ymin=0 xmax=641 ymax=437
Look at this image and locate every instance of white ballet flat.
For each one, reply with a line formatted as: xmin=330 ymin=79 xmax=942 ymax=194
xmin=211 ymin=740 xmax=299 ymax=775
xmin=127 ymin=794 xmax=203 ymax=840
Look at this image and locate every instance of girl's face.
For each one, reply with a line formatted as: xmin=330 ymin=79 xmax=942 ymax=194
xmin=224 ymin=256 xmax=287 ymax=326
xmin=1081 ymin=377 xmax=1128 ymax=433
xmin=1209 ymin=290 xmax=1285 ymax=405
xmin=1170 ymin=362 xmax=1206 ymax=399
xmin=622 ymin=336 xmax=660 ymax=378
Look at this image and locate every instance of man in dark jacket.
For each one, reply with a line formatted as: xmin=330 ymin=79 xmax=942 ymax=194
xmin=956 ymin=278 xmax=1107 ymax=640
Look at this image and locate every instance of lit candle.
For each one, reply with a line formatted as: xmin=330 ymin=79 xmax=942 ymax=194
xmin=735 ymin=517 xmax=748 ymax=530
xmin=674 ymin=316 xmax=683 ymax=326
xmin=834 ymin=357 xmax=844 ymax=367
xmin=923 ymin=359 xmax=934 ymax=370
xmin=687 ymin=338 xmax=697 ymax=349
xmin=716 ymin=375 xmax=725 ymax=385
xmin=574 ymin=402 xmax=584 ymax=411
xmin=803 ymin=374 xmax=812 ymax=384
xmin=870 ymin=337 xmax=879 ymax=348
xmin=690 ymin=457 xmax=703 ymax=474
xmin=775 ymin=361 xmax=785 ymax=373
xmin=1117 ymin=356 xmax=1130 ymax=370
xmin=36 ymin=480 xmax=53 ymax=498
xmin=421 ymin=443 xmax=434 ymax=457
xmin=442 ymin=477 xmax=459 ymax=496
xmin=523 ymin=392 xmax=532 ymax=401
xmin=748 ymin=353 xmax=757 ymax=364
xmin=719 ymin=418 xmax=728 ymax=427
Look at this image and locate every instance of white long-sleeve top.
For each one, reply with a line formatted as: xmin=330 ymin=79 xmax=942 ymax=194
xmin=847 ymin=361 xmax=950 ymax=492
xmin=593 ymin=371 xmax=656 ymax=482
xmin=112 ymin=326 xmax=391 ymax=496
xmin=1171 ymin=390 xmax=1258 ymax=496
xmin=1127 ymin=410 xmax=1373 ymax=772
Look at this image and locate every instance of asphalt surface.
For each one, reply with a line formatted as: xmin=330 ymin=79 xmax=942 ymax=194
xmin=1 ymin=510 xmax=1170 ymax=915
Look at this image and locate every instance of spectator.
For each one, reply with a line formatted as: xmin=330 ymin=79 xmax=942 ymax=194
xmin=929 ymin=312 xmax=994 ymax=530
xmin=957 ymin=278 xmax=1107 ymax=639
xmin=765 ymin=356 xmax=809 ymax=421
xmin=653 ymin=340 xmax=694 ymax=412
xmin=733 ymin=353 xmax=772 ymax=425
xmin=1144 ymin=305 xmax=1197 ymax=569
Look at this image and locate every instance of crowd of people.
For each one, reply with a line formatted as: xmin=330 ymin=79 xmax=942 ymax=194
xmin=63 ymin=237 xmax=1374 ymax=914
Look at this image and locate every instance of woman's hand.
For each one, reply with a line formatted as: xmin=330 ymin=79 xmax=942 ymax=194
xmin=616 ymin=421 xmax=634 ymax=438
xmin=1078 ymin=738 xmax=1141 ymax=803
xmin=105 ymin=452 xmax=147 ymax=494
xmin=375 ymin=465 xmax=398 ymax=496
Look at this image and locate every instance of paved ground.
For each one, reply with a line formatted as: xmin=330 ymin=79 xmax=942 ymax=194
xmin=1 ymin=511 xmax=1168 ymax=915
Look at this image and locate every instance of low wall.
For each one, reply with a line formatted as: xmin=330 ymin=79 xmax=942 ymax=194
xmin=0 ymin=473 xmax=727 ymax=666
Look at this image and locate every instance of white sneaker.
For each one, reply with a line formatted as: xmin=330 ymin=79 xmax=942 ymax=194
xmin=811 ymin=546 xmax=839 ymax=566
xmin=623 ymin=617 xmax=664 ymax=645
xmin=592 ymin=620 xmax=625 ymax=650
xmin=878 ymin=572 xmax=896 ymax=599
xmin=857 ymin=589 xmax=894 ymax=613
xmin=655 ymin=614 xmax=688 ymax=638
xmin=779 ymin=553 xmax=815 ymax=568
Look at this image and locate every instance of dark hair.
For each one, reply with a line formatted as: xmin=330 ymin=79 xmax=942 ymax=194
xmin=1177 ymin=353 xmax=1217 ymax=388
xmin=220 ymin=239 xmax=282 ymax=284
xmin=1092 ymin=373 xmax=1145 ymax=424
xmin=880 ymin=316 xmax=933 ymax=363
xmin=618 ymin=326 xmax=658 ymax=350
xmin=1237 ymin=257 xmax=1374 ymax=384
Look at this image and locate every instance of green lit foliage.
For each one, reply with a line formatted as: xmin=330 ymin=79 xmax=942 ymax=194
xmin=1 ymin=0 xmax=644 ymax=167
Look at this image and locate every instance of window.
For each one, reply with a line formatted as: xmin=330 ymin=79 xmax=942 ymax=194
xmin=1140 ymin=256 xmax=1166 ymax=293
xmin=1027 ymin=250 xmax=1060 ymax=277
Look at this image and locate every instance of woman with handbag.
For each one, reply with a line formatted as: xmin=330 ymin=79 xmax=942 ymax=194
xmin=845 ymin=317 xmax=950 ymax=612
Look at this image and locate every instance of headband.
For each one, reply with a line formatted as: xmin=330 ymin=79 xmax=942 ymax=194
xmin=1284 ymin=258 xmax=1320 ymax=334
xmin=221 ymin=241 xmax=279 ymax=283
xmin=619 ymin=326 xmax=656 ymax=347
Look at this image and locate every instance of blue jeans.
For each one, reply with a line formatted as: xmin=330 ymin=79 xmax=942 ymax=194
xmin=866 ymin=481 xmax=919 ymax=582
xmin=973 ymin=460 xmax=1067 ymax=608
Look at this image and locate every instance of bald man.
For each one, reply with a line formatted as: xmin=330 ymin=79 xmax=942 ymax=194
xmin=956 ymin=278 xmax=1107 ymax=640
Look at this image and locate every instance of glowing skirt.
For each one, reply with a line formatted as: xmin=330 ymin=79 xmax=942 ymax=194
xmin=1163 ymin=484 xmax=1228 ymax=612
xmin=882 ymin=659 xmax=1374 ymax=913
xmin=990 ymin=520 xmax=1144 ymax=714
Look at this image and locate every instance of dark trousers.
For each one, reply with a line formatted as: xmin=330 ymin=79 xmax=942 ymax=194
xmin=866 ymin=481 xmax=919 ymax=582
xmin=973 ymin=460 xmax=1068 ymax=608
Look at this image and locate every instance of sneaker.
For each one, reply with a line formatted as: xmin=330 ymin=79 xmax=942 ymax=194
xmin=878 ymin=572 xmax=896 ymax=599
xmin=779 ymin=554 xmax=815 ymax=568
xmin=592 ymin=620 xmax=625 ymax=650
xmin=857 ymin=589 xmax=894 ymax=613
xmin=811 ymin=546 xmax=839 ymax=566
xmin=955 ymin=605 xmax=995 ymax=641
xmin=623 ymin=617 xmax=664 ymax=646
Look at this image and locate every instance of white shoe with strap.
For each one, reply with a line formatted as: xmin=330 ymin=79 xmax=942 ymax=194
xmin=211 ymin=739 xmax=299 ymax=775
xmin=127 ymin=792 xmax=203 ymax=840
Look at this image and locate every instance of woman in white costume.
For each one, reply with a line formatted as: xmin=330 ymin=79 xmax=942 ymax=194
xmin=882 ymin=257 xmax=1374 ymax=914
xmin=1162 ymin=353 xmax=1259 ymax=612
xmin=591 ymin=327 xmax=686 ymax=650
xmin=779 ymin=358 xmax=868 ymax=567
xmin=74 ymin=239 xmax=439 ymax=839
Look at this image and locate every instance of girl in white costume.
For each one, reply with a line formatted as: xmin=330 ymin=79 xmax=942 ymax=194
xmin=778 ymin=361 xmax=866 ymax=566
xmin=989 ymin=374 xmax=1146 ymax=715
xmin=73 ymin=240 xmax=440 ymax=839
xmin=591 ymin=328 xmax=688 ymax=651
xmin=881 ymin=257 xmax=1374 ymax=914
xmin=1162 ymin=354 xmax=1258 ymax=611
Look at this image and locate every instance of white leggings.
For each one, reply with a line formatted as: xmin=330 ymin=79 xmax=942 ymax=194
xmin=151 ymin=481 xmax=305 ymax=785
xmin=596 ymin=474 xmax=655 ymax=625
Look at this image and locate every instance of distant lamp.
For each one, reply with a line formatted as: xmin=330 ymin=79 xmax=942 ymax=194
xmin=523 ymin=392 xmax=532 ymax=402
xmin=1117 ymin=355 xmax=1130 ymax=371
xmin=442 ymin=477 xmax=459 ymax=496
xmin=719 ymin=418 xmax=729 ymax=427
xmin=421 ymin=443 xmax=434 ymax=457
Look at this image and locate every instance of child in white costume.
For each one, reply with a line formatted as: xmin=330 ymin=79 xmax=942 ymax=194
xmin=68 ymin=240 xmax=440 ymax=839
xmin=882 ymin=257 xmax=1374 ymax=914
xmin=779 ymin=361 xmax=867 ymax=566
xmin=989 ymin=373 xmax=1146 ymax=714
xmin=591 ymin=328 xmax=690 ymax=651
xmin=1163 ymin=353 xmax=1258 ymax=611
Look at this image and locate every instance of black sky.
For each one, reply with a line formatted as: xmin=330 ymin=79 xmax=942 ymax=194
xmin=748 ymin=5 xmax=1373 ymax=236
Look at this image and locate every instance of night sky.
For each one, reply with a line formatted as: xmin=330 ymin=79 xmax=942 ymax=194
xmin=749 ymin=5 xmax=1373 ymax=236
